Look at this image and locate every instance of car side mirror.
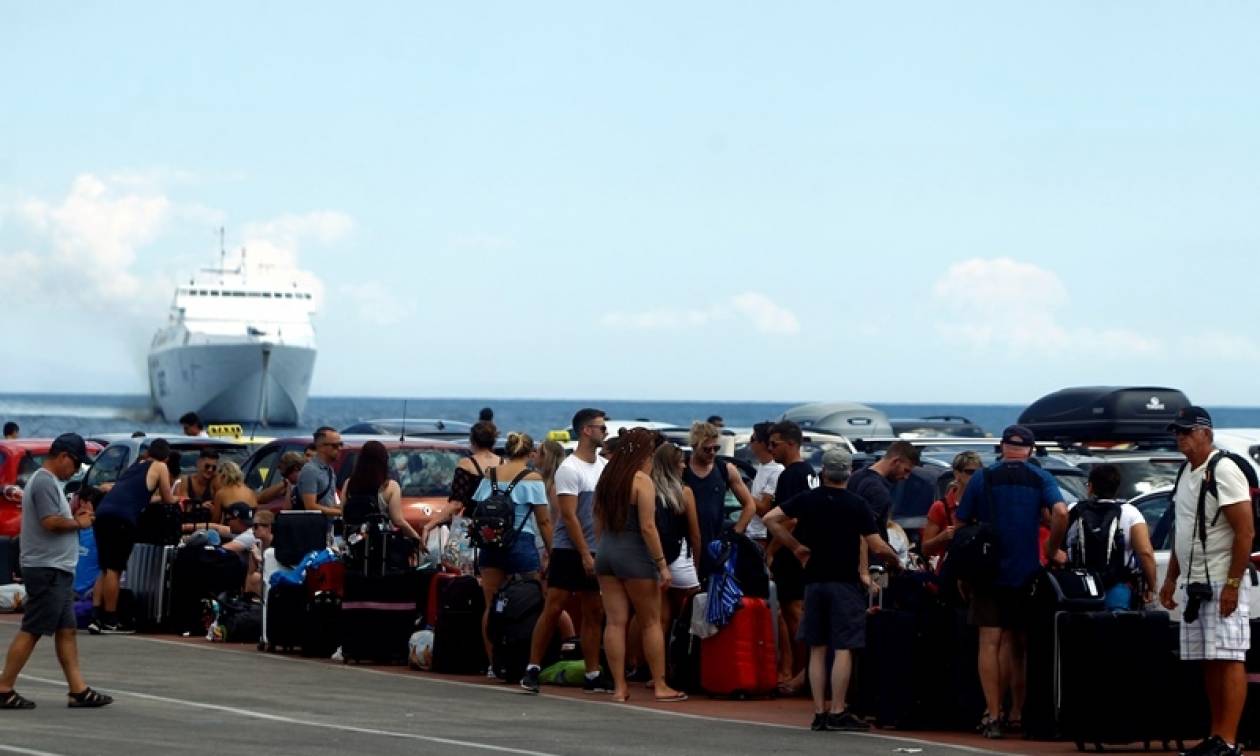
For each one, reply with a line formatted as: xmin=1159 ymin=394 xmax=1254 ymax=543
xmin=64 ymin=479 xmax=82 ymax=495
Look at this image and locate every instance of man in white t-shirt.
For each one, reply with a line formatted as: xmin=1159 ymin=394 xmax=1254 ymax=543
xmin=746 ymin=422 xmax=783 ymax=545
xmin=521 ymin=408 xmax=612 ymax=695
xmin=1159 ymin=407 xmax=1254 ymax=756
xmin=1065 ymin=464 xmax=1157 ymax=610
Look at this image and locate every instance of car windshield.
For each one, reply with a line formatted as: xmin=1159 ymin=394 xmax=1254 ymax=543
xmin=1052 ymin=472 xmax=1088 ymax=503
xmin=1074 ymin=458 xmax=1182 ymax=499
xmin=390 ymin=449 xmax=462 ymax=497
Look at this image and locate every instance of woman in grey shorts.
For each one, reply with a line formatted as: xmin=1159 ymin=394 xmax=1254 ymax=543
xmin=593 ymin=428 xmax=687 ymax=704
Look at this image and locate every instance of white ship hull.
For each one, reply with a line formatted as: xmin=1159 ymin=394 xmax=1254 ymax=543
xmin=148 ymin=342 xmax=315 ymax=426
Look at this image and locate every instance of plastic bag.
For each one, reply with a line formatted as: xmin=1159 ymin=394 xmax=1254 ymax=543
xmin=409 ymin=629 xmax=434 ymax=671
xmin=441 ymin=517 xmax=476 ymax=575
xmin=0 ymin=583 xmax=25 ymax=612
xmin=689 ymin=592 xmax=718 ymax=638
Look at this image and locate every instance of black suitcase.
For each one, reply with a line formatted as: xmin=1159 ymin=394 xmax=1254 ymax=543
xmin=488 ymin=576 xmax=553 ymax=682
xmin=854 ymin=607 xmax=920 ymax=728
xmin=340 ymin=571 xmax=420 ymax=664
xmin=137 ymin=503 xmax=183 ymax=545
xmin=301 ymin=591 xmax=342 ymax=658
xmin=273 ymin=511 xmax=328 ymax=568
xmin=1056 ymin=610 xmax=1175 ymax=751
xmin=0 ymin=535 xmax=18 ymax=584
xmin=345 ymin=517 xmax=416 ymax=579
xmin=170 ymin=546 xmax=247 ymax=635
xmin=667 ymin=592 xmax=702 ymax=693
xmin=263 ymin=581 xmax=306 ymax=652
xmin=432 ymin=575 xmax=487 ymax=674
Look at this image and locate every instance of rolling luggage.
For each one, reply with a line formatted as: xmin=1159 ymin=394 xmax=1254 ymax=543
xmin=345 ymin=516 xmax=416 ymax=578
xmin=431 ymin=575 xmax=487 ymax=674
xmin=425 ymin=571 xmax=460 ymax=628
xmin=305 ymin=559 xmax=345 ymax=598
xmin=124 ymin=543 xmax=176 ymax=631
xmin=137 ymin=503 xmax=183 ymax=545
xmin=700 ymin=596 xmax=776 ymax=697
xmin=340 ymin=571 xmax=421 ymax=664
xmin=301 ymin=590 xmax=342 ymax=658
xmin=668 ymin=592 xmax=703 ymax=693
xmin=1056 ymin=610 xmax=1173 ymax=752
xmin=487 ymin=576 xmax=552 ymax=682
xmin=0 ymin=536 xmax=17 ymax=585
xmin=170 ymin=546 xmax=247 ymax=634
xmin=262 ymin=581 xmax=306 ymax=652
xmin=272 ymin=511 xmax=328 ymax=568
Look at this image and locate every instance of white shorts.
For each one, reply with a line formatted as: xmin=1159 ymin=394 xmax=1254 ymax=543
xmin=1180 ymin=584 xmax=1251 ymax=662
xmin=669 ymin=543 xmax=700 ymax=590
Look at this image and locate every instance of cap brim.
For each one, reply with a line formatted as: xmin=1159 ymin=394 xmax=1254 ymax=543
xmin=1166 ymin=422 xmax=1195 ymax=431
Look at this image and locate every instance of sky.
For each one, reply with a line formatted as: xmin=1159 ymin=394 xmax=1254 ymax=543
xmin=3 ymin=2 xmax=1259 ymax=405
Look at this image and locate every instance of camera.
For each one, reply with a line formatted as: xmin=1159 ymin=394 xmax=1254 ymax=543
xmin=1183 ymin=582 xmax=1214 ymax=624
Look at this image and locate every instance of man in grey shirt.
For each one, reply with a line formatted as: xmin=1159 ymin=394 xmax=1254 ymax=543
xmin=299 ymin=427 xmax=342 ymax=516
xmin=0 ymin=434 xmax=113 ymax=709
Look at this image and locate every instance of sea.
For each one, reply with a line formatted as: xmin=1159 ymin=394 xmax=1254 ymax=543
xmin=5 ymin=393 xmax=1260 ymax=441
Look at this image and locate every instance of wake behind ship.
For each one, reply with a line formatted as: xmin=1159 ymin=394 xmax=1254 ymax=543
xmin=148 ymin=249 xmax=317 ymax=426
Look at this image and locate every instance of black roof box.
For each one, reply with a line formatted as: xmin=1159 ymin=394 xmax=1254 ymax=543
xmin=1017 ymin=386 xmax=1191 ymax=443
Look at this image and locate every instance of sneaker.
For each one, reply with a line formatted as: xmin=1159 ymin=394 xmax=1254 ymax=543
xmin=810 ymin=713 xmax=828 ymax=731
xmin=1182 ymin=736 xmax=1239 ymax=756
xmin=99 ymin=623 xmax=135 ymax=635
xmin=519 ymin=667 xmax=540 ymax=694
xmin=982 ymin=719 xmax=1003 ymax=740
xmin=826 ymin=711 xmax=871 ymax=732
xmin=86 ymin=619 xmax=103 ymax=636
xmin=583 ymin=672 xmax=615 ymax=694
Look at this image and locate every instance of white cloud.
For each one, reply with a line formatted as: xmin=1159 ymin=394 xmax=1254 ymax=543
xmin=601 ymin=291 xmax=801 ymax=336
xmin=932 ymin=257 xmax=1162 ymax=357
xmin=337 ymin=281 xmax=415 ymax=327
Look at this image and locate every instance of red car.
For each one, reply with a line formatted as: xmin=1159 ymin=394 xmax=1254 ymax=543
xmin=243 ymin=435 xmax=468 ymax=532
xmin=0 ymin=438 xmax=104 ymax=537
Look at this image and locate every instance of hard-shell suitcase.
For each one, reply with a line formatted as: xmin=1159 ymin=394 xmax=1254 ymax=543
xmin=262 ymin=581 xmax=306 ymax=652
xmin=425 ymin=571 xmax=460 ymax=628
xmin=305 ymin=559 xmax=345 ymax=599
xmin=667 ymin=592 xmax=702 ymax=693
xmin=170 ymin=546 xmax=247 ymax=634
xmin=124 ymin=543 xmax=176 ymax=631
xmin=487 ymin=576 xmax=552 ymax=682
xmin=273 ymin=511 xmax=328 ymax=568
xmin=700 ymin=596 xmax=776 ymax=697
xmin=301 ymin=591 xmax=342 ymax=658
xmin=1056 ymin=610 xmax=1173 ymax=751
xmin=432 ymin=575 xmax=487 ymax=674
xmin=340 ymin=571 xmax=420 ymax=664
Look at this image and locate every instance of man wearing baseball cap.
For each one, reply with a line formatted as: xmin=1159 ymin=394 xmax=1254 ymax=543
xmin=1159 ymin=406 xmax=1253 ymax=756
xmin=0 ymin=434 xmax=113 ymax=710
xmin=764 ymin=447 xmax=902 ymax=732
xmin=954 ymin=424 xmax=1070 ymax=739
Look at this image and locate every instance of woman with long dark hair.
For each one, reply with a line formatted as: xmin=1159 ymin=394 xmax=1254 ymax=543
xmin=594 ymin=427 xmax=686 ymax=703
xmin=340 ymin=440 xmax=421 ymax=541
xmin=424 ymin=421 xmax=501 ymax=546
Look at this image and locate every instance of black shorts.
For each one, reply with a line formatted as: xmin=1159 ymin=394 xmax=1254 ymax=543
xmin=546 ymin=548 xmax=599 ymax=593
xmin=771 ymin=548 xmax=806 ymax=603
xmin=20 ymin=567 xmax=76 ymax=637
xmin=95 ymin=514 xmax=137 ymax=573
xmin=799 ymin=581 xmax=867 ymax=650
xmin=969 ymin=584 xmax=1032 ymax=629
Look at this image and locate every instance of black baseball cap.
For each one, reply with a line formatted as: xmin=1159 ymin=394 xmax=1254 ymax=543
xmin=1167 ymin=405 xmax=1213 ymax=431
xmin=1001 ymin=424 xmax=1036 ymax=447
xmin=49 ymin=433 xmax=92 ymax=466
xmin=224 ymin=502 xmax=254 ymax=523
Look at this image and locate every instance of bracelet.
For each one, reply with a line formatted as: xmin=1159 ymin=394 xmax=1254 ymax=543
xmin=654 ymin=556 xmax=666 ymax=564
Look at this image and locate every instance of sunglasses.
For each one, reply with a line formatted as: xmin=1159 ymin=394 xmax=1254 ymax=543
xmin=1172 ymin=427 xmax=1201 ymax=436
xmin=321 ymin=442 xmax=344 ymax=448
xmin=586 ymin=425 xmax=607 ymax=432
xmin=701 ymin=445 xmax=721 ymax=453
xmin=202 ymin=464 xmax=217 ymax=472
xmin=960 ymin=467 xmax=980 ymax=475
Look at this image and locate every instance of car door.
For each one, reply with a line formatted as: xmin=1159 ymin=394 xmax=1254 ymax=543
xmin=243 ymin=443 xmax=284 ymax=490
xmin=85 ymin=445 xmax=131 ymax=489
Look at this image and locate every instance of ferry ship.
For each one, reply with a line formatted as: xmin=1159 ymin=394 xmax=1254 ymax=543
xmin=148 ymin=244 xmax=318 ymax=426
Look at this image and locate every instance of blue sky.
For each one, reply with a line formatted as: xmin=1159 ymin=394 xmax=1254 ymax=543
xmin=3 ymin=2 xmax=1259 ymax=405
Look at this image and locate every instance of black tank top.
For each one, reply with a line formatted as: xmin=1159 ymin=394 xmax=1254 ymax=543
xmin=683 ymin=462 xmax=728 ymax=557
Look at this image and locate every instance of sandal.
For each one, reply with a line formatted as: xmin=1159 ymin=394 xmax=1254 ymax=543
xmin=67 ymin=687 xmax=113 ymax=708
xmin=776 ymin=682 xmax=801 ymax=697
xmin=654 ymin=692 xmax=688 ymax=703
xmin=0 ymin=690 xmax=35 ymax=710
xmin=976 ymin=713 xmax=997 ymax=733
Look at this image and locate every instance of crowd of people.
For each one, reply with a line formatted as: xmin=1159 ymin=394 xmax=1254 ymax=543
xmin=0 ymin=405 xmax=1251 ymax=756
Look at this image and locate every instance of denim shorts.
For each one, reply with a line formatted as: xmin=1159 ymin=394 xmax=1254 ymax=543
xmin=477 ymin=534 xmax=540 ymax=575
xmin=20 ymin=567 xmax=76 ymax=637
xmin=799 ymin=581 xmax=867 ymax=650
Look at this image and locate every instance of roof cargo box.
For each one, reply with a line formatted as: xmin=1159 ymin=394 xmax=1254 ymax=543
xmin=780 ymin=402 xmax=894 ymax=439
xmin=1017 ymin=386 xmax=1191 ymax=443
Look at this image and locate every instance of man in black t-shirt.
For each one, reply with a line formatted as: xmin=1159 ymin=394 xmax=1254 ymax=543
xmin=847 ymin=440 xmax=919 ymax=540
xmin=765 ymin=447 xmax=900 ymax=732
xmin=766 ymin=420 xmax=818 ymax=694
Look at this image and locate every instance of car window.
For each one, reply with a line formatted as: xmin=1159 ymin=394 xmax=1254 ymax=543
xmin=1133 ymin=492 xmax=1172 ymax=533
xmin=391 ymin=450 xmax=461 ymax=497
xmin=1075 ymin=459 xmax=1182 ymax=499
xmin=1151 ymin=498 xmax=1176 ymax=551
xmin=86 ymin=445 xmax=130 ymax=488
xmin=245 ymin=445 xmax=283 ymax=489
xmin=16 ymin=453 xmax=43 ymax=486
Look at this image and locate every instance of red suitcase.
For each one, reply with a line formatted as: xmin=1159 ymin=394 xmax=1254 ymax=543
xmin=305 ymin=560 xmax=346 ymax=599
xmin=425 ymin=571 xmax=460 ymax=628
xmin=700 ymin=597 xmax=777 ymax=697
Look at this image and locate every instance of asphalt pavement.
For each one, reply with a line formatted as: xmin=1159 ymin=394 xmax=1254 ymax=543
xmin=0 ymin=620 xmax=1023 ymax=756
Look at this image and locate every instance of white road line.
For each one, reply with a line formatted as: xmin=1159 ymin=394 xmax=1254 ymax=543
xmin=68 ymin=633 xmax=1010 ymax=755
xmin=0 ymin=746 xmax=70 ymax=756
xmin=17 ymin=674 xmax=559 ymax=756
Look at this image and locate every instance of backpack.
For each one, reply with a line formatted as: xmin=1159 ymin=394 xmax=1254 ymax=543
xmin=469 ymin=468 xmax=532 ymax=549
xmin=1066 ymin=499 xmax=1128 ymax=587
xmin=946 ymin=468 xmax=1001 ymax=585
xmin=1172 ymin=450 xmax=1260 ymax=556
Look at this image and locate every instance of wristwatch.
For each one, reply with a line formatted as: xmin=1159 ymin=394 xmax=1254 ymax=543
xmin=1225 ymin=577 xmax=1243 ymax=589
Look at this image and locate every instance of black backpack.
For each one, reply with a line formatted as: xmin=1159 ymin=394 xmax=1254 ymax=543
xmin=469 ymin=468 xmax=531 ymax=548
xmin=1172 ymin=450 xmax=1260 ymax=555
xmin=1066 ymin=499 xmax=1128 ymax=587
xmin=946 ymin=467 xmax=1001 ymax=585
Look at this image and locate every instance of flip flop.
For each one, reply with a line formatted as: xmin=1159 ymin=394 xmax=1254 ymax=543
xmin=611 ymin=694 xmax=631 ymax=703
xmin=654 ymin=693 xmax=688 ymax=703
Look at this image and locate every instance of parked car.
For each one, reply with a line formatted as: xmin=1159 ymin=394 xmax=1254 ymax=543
xmin=890 ymin=415 xmax=989 ymax=439
xmin=1053 ymin=450 xmax=1185 ymax=500
xmin=340 ymin=418 xmax=473 ymax=442
xmin=241 ymin=435 xmax=468 ymax=533
xmin=780 ymin=401 xmax=894 ymax=440
xmin=70 ymin=434 xmax=250 ymax=504
xmin=1 ymin=438 xmax=104 ymax=537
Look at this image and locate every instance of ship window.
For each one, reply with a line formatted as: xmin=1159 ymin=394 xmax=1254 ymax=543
xmin=230 ymin=291 xmax=243 ymax=297
xmin=263 ymin=292 xmax=273 ymax=298
xmin=211 ymin=290 xmax=220 ymax=296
